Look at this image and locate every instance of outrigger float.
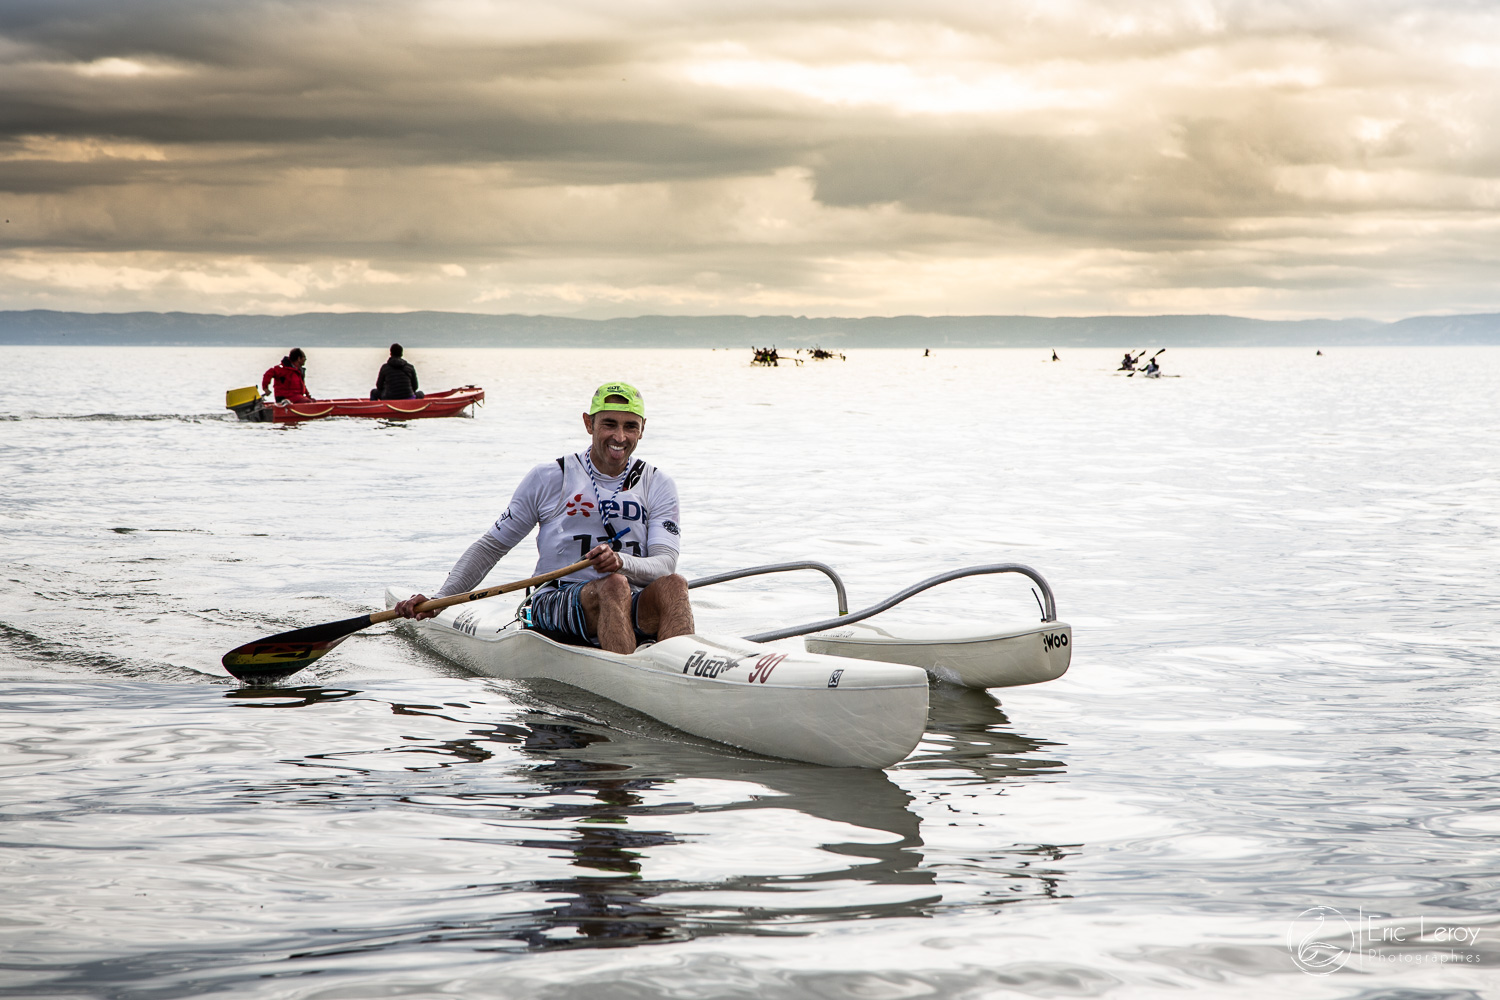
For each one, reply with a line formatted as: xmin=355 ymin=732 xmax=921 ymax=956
xmin=383 ymin=562 xmax=1071 ymax=768
xmin=224 ymin=385 xmax=484 ymax=424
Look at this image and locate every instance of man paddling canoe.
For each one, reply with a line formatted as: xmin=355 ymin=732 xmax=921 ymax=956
xmin=394 ymin=381 xmax=693 ymax=654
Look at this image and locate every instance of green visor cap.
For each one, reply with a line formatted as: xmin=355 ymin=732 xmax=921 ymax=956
xmin=587 ymin=381 xmax=646 ymax=417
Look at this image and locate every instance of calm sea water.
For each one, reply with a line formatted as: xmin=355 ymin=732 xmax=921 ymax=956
xmin=2 ymin=344 xmax=1499 ymax=999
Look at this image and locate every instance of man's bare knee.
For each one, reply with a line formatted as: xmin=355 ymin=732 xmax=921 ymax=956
xmin=641 ymin=574 xmax=694 ymax=640
xmin=581 ymin=574 xmax=628 ymax=615
xmin=640 ymin=575 xmax=687 ymax=611
xmin=596 ymin=573 xmax=630 ymax=601
xmin=653 ymin=574 xmax=688 ymax=600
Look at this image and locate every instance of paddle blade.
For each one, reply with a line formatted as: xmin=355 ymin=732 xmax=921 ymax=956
xmin=222 ymin=614 xmax=373 ymax=682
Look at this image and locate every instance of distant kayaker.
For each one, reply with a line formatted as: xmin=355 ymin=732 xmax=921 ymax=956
xmin=394 ymin=381 xmax=692 ymax=655
xmin=1120 ymin=351 xmax=1137 ymax=370
xmin=261 ymin=349 xmax=312 ymax=403
xmin=371 ymin=343 xmax=424 ymax=401
xmin=1144 ymin=357 xmax=1161 ymax=377
xmin=1051 ymin=349 xmax=1060 ymax=361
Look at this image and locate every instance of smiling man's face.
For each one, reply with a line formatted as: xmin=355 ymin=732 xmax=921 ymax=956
xmin=584 ymin=408 xmax=644 ymax=476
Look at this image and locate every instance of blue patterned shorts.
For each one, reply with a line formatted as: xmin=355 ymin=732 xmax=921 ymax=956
xmin=527 ymin=580 xmax=653 ymax=647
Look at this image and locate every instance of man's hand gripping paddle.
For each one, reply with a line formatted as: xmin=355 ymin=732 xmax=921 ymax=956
xmin=221 ymin=559 xmax=592 ymax=684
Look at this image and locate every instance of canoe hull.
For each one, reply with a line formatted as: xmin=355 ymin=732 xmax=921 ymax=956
xmin=228 ymin=386 xmax=484 ymax=423
xmin=804 ymin=621 xmax=1072 ymax=689
xmin=387 ymin=590 xmax=930 ymax=768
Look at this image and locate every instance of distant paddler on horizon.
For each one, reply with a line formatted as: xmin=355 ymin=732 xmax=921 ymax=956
xmin=394 ymin=381 xmax=693 ymax=655
xmin=1124 ymin=348 xmax=1165 ymax=377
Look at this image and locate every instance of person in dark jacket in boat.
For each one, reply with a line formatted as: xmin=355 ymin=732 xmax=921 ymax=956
xmin=261 ymin=349 xmax=313 ymax=403
xmin=371 ymin=343 xmax=424 ymax=400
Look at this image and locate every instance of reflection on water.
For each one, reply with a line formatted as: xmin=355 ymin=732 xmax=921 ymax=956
xmin=506 ymin=727 xmax=930 ymax=949
xmin=223 ymin=685 xmax=361 ymax=708
xmin=196 ymin=680 xmax=1074 ymax=958
xmin=903 ymin=683 xmax=1068 ymax=780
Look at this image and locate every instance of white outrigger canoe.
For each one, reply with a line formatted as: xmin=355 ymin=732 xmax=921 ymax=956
xmin=388 ymin=562 xmax=1071 ymax=768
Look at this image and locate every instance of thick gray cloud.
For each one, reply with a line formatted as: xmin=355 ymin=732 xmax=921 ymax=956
xmin=0 ymin=0 xmax=1497 ymax=317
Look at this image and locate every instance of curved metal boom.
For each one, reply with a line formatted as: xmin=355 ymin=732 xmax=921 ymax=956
xmin=742 ymin=563 xmax=1057 ymax=643
xmin=687 ymin=561 xmax=849 ymax=616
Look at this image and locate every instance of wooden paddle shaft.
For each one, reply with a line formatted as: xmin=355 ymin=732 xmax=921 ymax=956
xmin=367 ymin=558 xmax=593 ymax=625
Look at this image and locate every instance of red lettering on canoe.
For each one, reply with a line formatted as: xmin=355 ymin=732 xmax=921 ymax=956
xmin=747 ymin=653 xmax=786 ymax=684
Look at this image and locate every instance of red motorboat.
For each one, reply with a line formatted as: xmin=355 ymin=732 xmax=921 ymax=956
xmin=226 ymin=386 xmax=484 ymax=424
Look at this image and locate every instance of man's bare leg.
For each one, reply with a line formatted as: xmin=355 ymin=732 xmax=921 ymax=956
xmin=580 ymin=574 xmax=635 ymax=654
xmin=636 ymin=575 xmax=694 ymax=642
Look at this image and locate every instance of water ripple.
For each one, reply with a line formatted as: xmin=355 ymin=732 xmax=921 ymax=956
xmin=3 ymin=345 xmax=1500 ymax=997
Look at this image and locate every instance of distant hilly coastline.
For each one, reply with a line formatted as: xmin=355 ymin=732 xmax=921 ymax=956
xmin=2 ymin=309 xmax=1499 ymax=348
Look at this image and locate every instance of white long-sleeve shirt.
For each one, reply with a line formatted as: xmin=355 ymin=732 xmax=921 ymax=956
xmin=434 ymin=453 xmax=681 ymax=597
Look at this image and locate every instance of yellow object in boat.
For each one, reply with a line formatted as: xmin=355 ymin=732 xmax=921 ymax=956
xmin=225 ymin=386 xmax=259 ymax=409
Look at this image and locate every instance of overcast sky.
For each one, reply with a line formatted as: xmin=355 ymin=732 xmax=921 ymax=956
xmin=1 ymin=0 xmax=1498 ymax=319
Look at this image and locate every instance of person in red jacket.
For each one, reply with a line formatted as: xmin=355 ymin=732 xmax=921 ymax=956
xmin=261 ymin=348 xmax=313 ymax=403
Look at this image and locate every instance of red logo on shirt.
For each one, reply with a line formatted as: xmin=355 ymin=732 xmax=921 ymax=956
xmin=564 ymin=494 xmax=594 ymax=517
